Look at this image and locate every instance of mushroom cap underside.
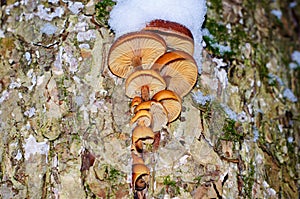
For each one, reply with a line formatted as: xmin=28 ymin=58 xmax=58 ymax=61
xmin=152 ymin=90 xmax=182 ymax=122
xmin=151 ymin=51 xmax=198 ymax=98
xmin=125 ymin=69 xmax=166 ymax=99
xmin=108 ymin=31 xmax=167 ymax=78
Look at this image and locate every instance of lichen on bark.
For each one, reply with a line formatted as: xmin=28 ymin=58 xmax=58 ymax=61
xmin=0 ymin=0 xmax=299 ymax=198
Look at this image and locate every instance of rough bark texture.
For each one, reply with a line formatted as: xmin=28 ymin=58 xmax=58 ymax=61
xmin=0 ymin=0 xmax=299 ymax=198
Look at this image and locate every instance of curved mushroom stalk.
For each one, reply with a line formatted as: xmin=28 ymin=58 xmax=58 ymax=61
xmin=144 ymin=19 xmax=195 ymax=55
xmin=151 ymin=50 xmax=198 ymax=98
xmin=126 ymin=69 xmax=166 ymax=102
xmin=132 ymin=152 xmax=145 ymax=165
xmin=108 ymin=31 xmax=167 ymax=78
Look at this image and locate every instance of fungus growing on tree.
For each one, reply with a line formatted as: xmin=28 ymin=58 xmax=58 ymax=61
xmin=125 ymin=69 xmax=166 ymax=101
xmin=132 ymin=163 xmax=150 ymax=191
xmin=152 ymin=89 xmax=182 ymax=122
xmin=134 ymin=100 xmax=168 ymax=132
xmin=144 ymin=19 xmax=194 ymax=55
xmin=131 ymin=124 xmax=155 ymax=153
xmin=151 ymin=50 xmax=198 ymax=98
xmin=108 ymin=31 xmax=167 ymax=78
xmin=130 ymin=109 xmax=152 ymax=127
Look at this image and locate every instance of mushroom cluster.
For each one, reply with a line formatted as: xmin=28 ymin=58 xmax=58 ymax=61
xmin=108 ymin=19 xmax=198 ymax=198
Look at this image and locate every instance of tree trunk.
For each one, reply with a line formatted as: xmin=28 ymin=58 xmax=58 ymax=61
xmin=0 ymin=0 xmax=299 ymax=198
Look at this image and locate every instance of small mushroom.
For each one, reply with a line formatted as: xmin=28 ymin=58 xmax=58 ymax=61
xmin=150 ymin=101 xmax=168 ymax=132
xmin=108 ymin=31 xmax=167 ymax=78
xmin=144 ymin=19 xmax=194 ymax=55
xmin=132 ymin=123 xmax=155 ymax=152
xmin=134 ymin=101 xmax=168 ymax=132
xmin=152 ymin=90 xmax=182 ymax=123
xmin=130 ymin=96 xmax=143 ymax=113
xmin=132 ymin=152 xmax=145 ymax=164
xmin=151 ymin=50 xmax=198 ymax=98
xmin=130 ymin=109 xmax=152 ymax=127
xmin=125 ymin=69 xmax=166 ymax=101
xmin=132 ymin=163 xmax=150 ymax=191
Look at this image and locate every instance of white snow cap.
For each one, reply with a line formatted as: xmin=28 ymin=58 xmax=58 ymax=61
xmin=108 ymin=0 xmax=207 ymax=73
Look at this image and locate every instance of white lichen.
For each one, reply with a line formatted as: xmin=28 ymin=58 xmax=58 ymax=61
xmin=77 ymin=30 xmax=96 ymax=42
xmin=68 ymin=2 xmax=84 ymax=14
xmin=0 ymin=90 xmax=10 ymax=104
xmin=35 ymin=4 xmax=64 ymax=21
xmin=291 ymin=51 xmax=300 ymax=65
xmin=24 ymin=107 xmax=36 ymax=118
xmin=283 ymin=88 xmax=297 ymax=102
xmin=23 ymin=135 xmax=49 ymax=161
xmin=271 ymin=9 xmax=282 ymax=20
xmin=40 ymin=23 xmax=58 ymax=35
xmin=192 ymin=91 xmax=212 ymax=105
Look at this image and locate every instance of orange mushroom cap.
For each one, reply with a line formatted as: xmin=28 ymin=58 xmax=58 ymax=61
xmin=133 ymin=100 xmax=168 ymax=132
xmin=108 ymin=31 xmax=167 ymax=78
xmin=151 ymin=50 xmax=198 ymax=98
xmin=132 ymin=163 xmax=150 ymax=191
xmin=130 ymin=109 xmax=152 ymax=127
xmin=152 ymin=90 xmax=182 ymax=123
xmin=132 ymin=124 xmax=155 ymax=152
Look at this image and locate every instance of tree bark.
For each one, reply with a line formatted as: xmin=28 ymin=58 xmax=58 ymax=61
xmin=0 ymin=0 xmax=299 ymax=198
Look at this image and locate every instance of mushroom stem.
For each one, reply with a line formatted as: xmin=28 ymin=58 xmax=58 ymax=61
xmin=152 ymin=131 xmax=161 ymax=151
xmin=132 ymin=56 xmax=142 ymax=68
xmin=141 ymin=85 xmax=150 ymax=101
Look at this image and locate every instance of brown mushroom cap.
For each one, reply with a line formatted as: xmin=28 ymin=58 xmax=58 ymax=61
xmin=151 ymin=50 xmax=198 ymax=98
xmin=131 ymin=96 xmax=143 ymax=113
xmin=133 ymin=100 xmax=168 ymax=132
xmin=144 ymin=19 xmax=194 ymax=55
xmin=125 ymin=69 xmax=166 ymax=99
xmin=108 ymin=31 xmax=167 ymax=78
xmin=130 ymin=109 xmax=152 ymax=127
xmin=132 ymin=124 xmax=155 ymax=152
xmin=132 ymin=163 xmax=150 ymax=191
xmin=152 ymin=90 xmax=182 ymax=123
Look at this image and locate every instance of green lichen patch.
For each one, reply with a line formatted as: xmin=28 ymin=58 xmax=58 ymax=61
xmin=95 ymin=0 xmax=116 ymax=28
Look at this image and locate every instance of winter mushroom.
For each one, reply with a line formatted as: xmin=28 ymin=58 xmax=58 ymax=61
xmin=143 ymin=19 xmax=194 ymax=55
xmin=132 ymin=163 xmax=150 ymax=191
xmin=132 ymin=124 xmax=155 ymax=152
xmin=152 ymin=90 xmax=182 ymax=123
xmin=134 ymin=101 xmax=168 ymax=132
xmin=151 ymin=50 xmax=198 ymax=98
xmin=108 ymin=31 xmax=167 ymax=78
xmin=125 ymin=69 xmax=166 ymax=101
xmin=130 ymin=109 xmax=152 ymax=127
xmin=130 ymin=96 xmax=143 ymax=113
